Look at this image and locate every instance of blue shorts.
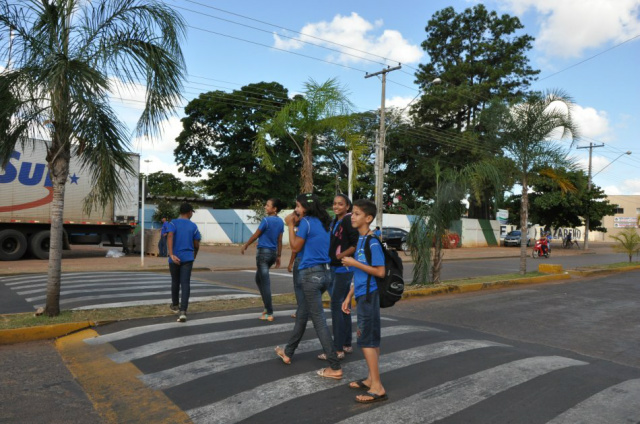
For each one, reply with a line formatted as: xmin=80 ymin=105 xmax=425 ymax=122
xmin=356 ymin=290 xmax=381 ymax=348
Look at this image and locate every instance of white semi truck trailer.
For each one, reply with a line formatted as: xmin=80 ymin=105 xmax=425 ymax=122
xmin=0 ymin=139 xmax=140 ymax=260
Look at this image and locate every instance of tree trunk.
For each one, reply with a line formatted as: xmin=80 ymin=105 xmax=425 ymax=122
xmin=431 ymin=237 xmax=443 ymax=284
xmin=44 ymin=145 xmax=70 ymax=316
xmin=519 ymin=175 xmax=528 ymax=275
xmin=300 ymin=136 xmax=313 ymax=193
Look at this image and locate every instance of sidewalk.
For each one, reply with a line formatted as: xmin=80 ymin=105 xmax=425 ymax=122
xmin=0 ymin=242 xmax=608 ymax=276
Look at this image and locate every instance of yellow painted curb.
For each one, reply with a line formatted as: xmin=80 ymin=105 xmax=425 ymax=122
xmin=0 ymin=321 xmax=94 ymax=345
xmin=538 ymin=264 xmax=563 ymax=274
xmin=404 ymin=273 xmax=571 ymax=299
xmin=56 ymin=329 xmax=191 ymax=424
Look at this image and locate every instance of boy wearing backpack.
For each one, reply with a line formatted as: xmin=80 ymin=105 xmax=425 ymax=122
xmin=341 ymin=199 xmax=388 ymax=404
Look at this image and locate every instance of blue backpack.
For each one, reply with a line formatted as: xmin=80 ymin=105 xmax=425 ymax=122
xmin=364 ymin=235 xmax=405 ymax=308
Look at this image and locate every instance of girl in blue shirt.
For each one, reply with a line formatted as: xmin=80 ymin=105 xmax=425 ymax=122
xmin=275 ymin=193 xmax=343 ymax=380
xmin=241 ymin=198 xmax=284 ymax=321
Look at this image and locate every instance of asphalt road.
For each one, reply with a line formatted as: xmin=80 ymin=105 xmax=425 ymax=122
xmin=17 ymin=270 xmax=634 ymax=423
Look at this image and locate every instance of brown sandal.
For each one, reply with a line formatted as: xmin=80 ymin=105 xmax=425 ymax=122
xmin=317 ymin=351 xmax=345 ymax=360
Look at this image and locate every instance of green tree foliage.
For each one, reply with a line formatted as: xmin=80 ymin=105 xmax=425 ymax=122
xmin=487 ymin=90 xmax=579 ymax=275
xmin=256 ymin=78 xmax=355 ymax=193
xmin=174 ymin=82 xmax=300 ymax=208
xmin=609 ymin=228 xmax=640 ymax=263
xmin=146 ymin=171 xmax=197 ymax=197
xmin=0 ymin=0 xmax=185 ymax=316
xmin=152 ymin=199 xmax=179 ymax=223
xmin=409 ymin=4 xmax=539 ymax=217
xmin=505 ymin=169 xmax=615 ymax=232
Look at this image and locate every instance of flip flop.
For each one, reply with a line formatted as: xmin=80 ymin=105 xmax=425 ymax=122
xmin=356 ymin=392 xmax=388 ymax=404
xmin=316 ymin=368 xmax=343 ymax=380
xmin=274 ymin=346 xmax=291 ymax=365
xmin=317 ymin=352 xmax=345 ymax=361
xmin=348 ymin=379 xmax=370 ymax=390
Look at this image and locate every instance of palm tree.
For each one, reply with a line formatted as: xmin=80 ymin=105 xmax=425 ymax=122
xmin=255 ymin=78 xmax=355 ymax=193
xmin=0 ymin=0 xmax=186 ymax=316
xmin=609 ymin=228 xmax=640 ymax=263
xmin=491 ymin=90 xmax=579 ymax=275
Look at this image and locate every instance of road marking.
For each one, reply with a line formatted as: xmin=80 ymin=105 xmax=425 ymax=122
xmin=71 ymin=294 xmax=260 ymax=310
xmin=139 ymin=325 xmax=439 ymax=390
xmin=56 ymin=329 xmax=191 ymax=424
xmin=546 ymin=378 xmax=640 ymax=424
xmin=85 ymin=309 xmax=302 ymax=345
xmin=108 ymin=319 xmax=336 ymax=363
xmin=25 ymin=287 xmax=229 ymax=302
xmin=340 ymin=356 xmax=588 ymax=424
xmin=17 ymin=282 xmax=215 ymax=296
xmin=2 ymin=272 xmax=166 ymax=285
xmin=186 ymin=339 xmax=508 ymax=424
xmin=29 ymin=289 xmax=234 ymax=305
xmin=13 ymin=277 xmax=177 ymax=291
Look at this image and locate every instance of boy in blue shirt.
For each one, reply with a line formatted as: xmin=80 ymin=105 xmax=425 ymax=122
xmin=341 ymin=199 xmax=387 ymax=404
xmin=168 ymin=203 xmax=201 ymax=323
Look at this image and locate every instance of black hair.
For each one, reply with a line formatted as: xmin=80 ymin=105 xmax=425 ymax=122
xmin=353 ymin=199 xmax=377 ymax=220
xmin=334 ymin=193 xmax=353 ymax=212
xmin=296 ymin=193 xmax=331 ymax=231
xmin=267 ymin=198 xmax=284 ymax=213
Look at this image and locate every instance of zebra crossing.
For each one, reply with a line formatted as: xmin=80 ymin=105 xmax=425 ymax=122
xmin=0 ymin=272 xmax=258 ymax=312
xmin=74 ymin=309 xmax=640 ymax=424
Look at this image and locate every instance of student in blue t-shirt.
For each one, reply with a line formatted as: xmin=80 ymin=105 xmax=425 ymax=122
xmin=241 ymin=198 xmax=285 ymax=322
xmin=167 ymin=203 xmax=202 ymax=323
xmin=275 ymin=193 xmax=343 ymax=380
xmin=157 ymin=217 xmax=171 ymax=257
xmin=341 ymin=199 xmax=388 ymax=404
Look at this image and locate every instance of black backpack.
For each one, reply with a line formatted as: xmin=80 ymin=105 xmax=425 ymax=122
xmin=364 ymin=235 xmax=405 ymax=308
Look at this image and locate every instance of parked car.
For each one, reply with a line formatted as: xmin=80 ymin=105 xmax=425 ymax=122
xmin=381 ymin=227 xmax=409 ymax=251
xmin=503 ymin=230 xmax=531 ymax=247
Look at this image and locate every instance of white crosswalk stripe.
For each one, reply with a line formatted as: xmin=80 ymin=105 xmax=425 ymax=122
xmin=546 ymin=378 xmax=640 ymax=424
xmin=139 ymin=325 xmax=435 ymax=390
xmin=186 ymin=339 xmax=508 ymax=424
xmin=339 ymin=356 xmax=588 ymax=424
xmin=71 ymin=294 xmax=259 ymax=310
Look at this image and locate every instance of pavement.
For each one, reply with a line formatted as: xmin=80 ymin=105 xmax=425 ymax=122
xmin=0 ymin=241 xmax=635 ymax=424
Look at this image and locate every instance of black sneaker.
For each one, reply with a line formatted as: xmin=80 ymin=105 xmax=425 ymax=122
xmin=170 ymin=304 xmax=180 ymax=313
xmin=177 ymin=312 xmax=187 ymax=322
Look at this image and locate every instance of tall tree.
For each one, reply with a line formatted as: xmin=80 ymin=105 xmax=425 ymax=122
xmin=488 ymin=90 xmax=579 ymax=275
xmin=174 ymin=82 xmax=300 ymax=208
xmin=411 ymin=4 xmax=539 ymax=218
xmin=0 ymin=0 xmax=185 ymax=316
xmin=146 ymin=171 xmax=197 ymax=197
xmin=256 ymin=78 xmax=354 ymax=193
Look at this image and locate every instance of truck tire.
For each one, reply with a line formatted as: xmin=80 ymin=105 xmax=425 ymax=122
xmin=0 ymin=229 xmax=28 ymax=261
xmin=30 ymin=230 xmax=51 ymax=260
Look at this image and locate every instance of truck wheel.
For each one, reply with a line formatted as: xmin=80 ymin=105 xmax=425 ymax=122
xmin=0 ymin=229 xmax=28 ymax=261
xmin=30 ymin=230 xmax=51 ymax=260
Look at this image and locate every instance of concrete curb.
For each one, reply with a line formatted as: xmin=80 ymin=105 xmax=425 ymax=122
xmin=0 ymin=321 xmax=95 ymax=345
xmin=568 ymin=264 xmax=640 ymax=277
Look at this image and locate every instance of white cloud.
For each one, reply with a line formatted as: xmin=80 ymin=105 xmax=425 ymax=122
xmin=386 ymin=95 xmax=416 ymax=110
xmin=571 ymin=104 xmax=612 ymax=140
xmin=273 ymin=12 xmax=423 ymax=65
xmin=133 ymin=116 xmax=184 ymax=155
xmin=499 ymin=0 xmax=640 ymax=58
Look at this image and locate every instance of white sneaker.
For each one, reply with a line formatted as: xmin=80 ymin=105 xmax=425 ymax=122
xmin=178 ymin=312 xmax=187 ymax=322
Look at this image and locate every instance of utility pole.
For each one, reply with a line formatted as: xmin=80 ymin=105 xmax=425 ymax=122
xmin=577 ymin=142 xmax=604 ymax=250
xmin=366 ymin=65 xmax=401 ymax=229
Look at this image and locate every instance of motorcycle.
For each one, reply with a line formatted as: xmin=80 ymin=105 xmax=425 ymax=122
xmin=532 ymin=238 xmax=550 ymax=258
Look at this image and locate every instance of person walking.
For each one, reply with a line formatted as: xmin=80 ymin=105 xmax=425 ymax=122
xmin=275 ymin=193 xmax=342 ymax=380
xmin=319 ymin=194 xmax=358 ymax=361
xmin=342 ymin=199 xmax=388 ymax=403
xmin=241 ymin=198 xmax=285 ymax=322
xmin=157 ymin=217 xmax=170 ymax=257
xmin=168 ymin=203 xmax=201 ymax=323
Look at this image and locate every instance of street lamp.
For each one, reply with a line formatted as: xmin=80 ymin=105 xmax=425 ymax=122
xmin=584 ymin=150 xmax=631 ymax=250
xmin=141 ymin=159 xmax=152 ymax=266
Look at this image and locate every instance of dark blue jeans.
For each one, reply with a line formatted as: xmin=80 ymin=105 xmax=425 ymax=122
xmin=330 ymin=268 xmax=353 ymax=351
xmin=157 ymin=236 xmax=167 ymax=257
xmin=256 ymin=248 xmax=277 ymax=315
xmin=292 ymin=257 xmax=303 ymax=313
xmin=285 ymin=265 xmax=341 ymax=370
xmin=169 ymin=260 xmax=193 ymax=312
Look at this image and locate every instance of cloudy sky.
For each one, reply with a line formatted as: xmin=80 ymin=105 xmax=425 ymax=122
xmin=106 ymin=0 xmax=640 ymax=196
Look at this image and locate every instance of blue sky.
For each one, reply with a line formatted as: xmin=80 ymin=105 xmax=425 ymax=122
xmin=112 ymin=0 xmax=640 ymax=196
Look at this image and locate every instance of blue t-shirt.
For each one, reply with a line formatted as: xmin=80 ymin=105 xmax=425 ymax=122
xmin=297 ymin=217 xmax=330 ymax=270
xmin=257 ymin=215 xmax=284 ymax=250
xmin=353 ymin=235 xmax=384 ymax=299
xmin=167 ymin=218 xmax=201 ymax=264
xmin=160 ymin=221 xmax=171 ymax=236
